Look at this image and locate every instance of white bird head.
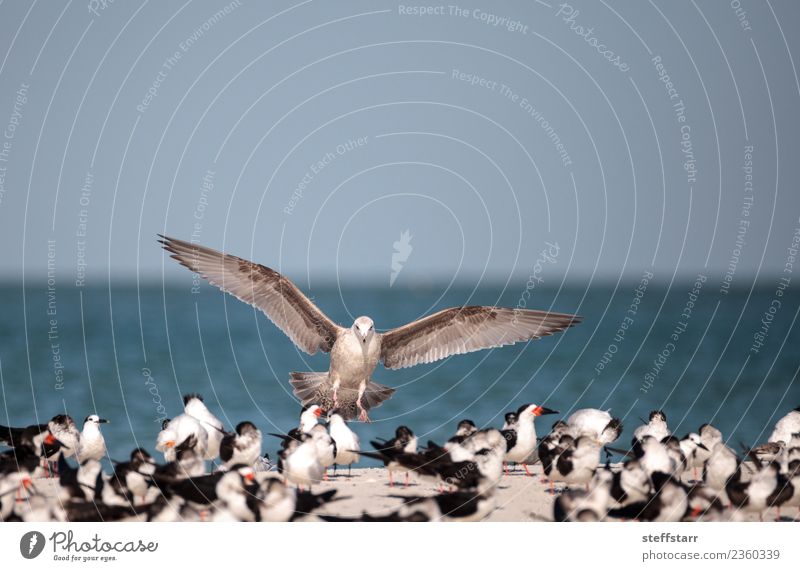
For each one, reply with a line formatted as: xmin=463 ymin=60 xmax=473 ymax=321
xmin=83 ymin=414 xmax=109 ymax=427
xmin=352 ymin=316 xmax=375 ymax=345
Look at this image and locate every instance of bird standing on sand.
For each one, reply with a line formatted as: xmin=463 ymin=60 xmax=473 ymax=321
xmin=275 ymin=429 xmax=324 ymax=488
xmin=703 ymin=441 xmax=740 ymax=495
xmin=554 ymin=468 xmax=614 ymax=522
xmin=501 ymin=403 xmax=558 ymax=475
xmin=549 ymin=435 xmax=602 ymax=489
xmin=159 ymin=236 xmax=581 ymax=421
xmin=328 ymin=411 xmax=360 ymax=476
xmin=219 ymin=421 xmax=262 ymax=470
xmin=726 ymin=461 xmax=794 ymax=521
xmin=75 ymin=415 xmax=109 ymax=463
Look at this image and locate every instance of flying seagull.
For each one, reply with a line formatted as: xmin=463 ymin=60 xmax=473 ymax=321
xmin=159 ymin=236 xmax=581 ymax=421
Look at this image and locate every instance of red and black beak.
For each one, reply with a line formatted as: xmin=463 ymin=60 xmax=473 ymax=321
xmin=533 ymin=406 xmax=559 ymax=417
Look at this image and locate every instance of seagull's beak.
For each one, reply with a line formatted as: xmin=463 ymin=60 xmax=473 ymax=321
xmin=697 ymin=443 xmax=709 ymax=451
xmin=533 ymin=406 xmax=558 ymax=416
xmin=44 ymin=433 xmax=56 ymax=445
xmin=98 ymin=418 xmax=110 ymax=424
xmin=165 ymin=440 xmax=176 ymax=448
xmin=314 ymin=408 xmax=323 ymax=418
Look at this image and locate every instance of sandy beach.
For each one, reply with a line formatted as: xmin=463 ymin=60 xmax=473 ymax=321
xmin=298 ymin=464 xmax=785 ymax=522
xmin=18 ymin=461 xmax=791 ymax=522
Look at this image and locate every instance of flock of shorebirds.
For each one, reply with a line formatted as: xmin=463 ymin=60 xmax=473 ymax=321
xmin=1 ymin=396 xmax=799 ymax=522
xmin=1 ymin=237 xmax=797 ymax=521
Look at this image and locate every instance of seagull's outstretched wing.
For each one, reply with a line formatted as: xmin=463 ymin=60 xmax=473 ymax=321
xmin=159 ymin=236 xmax=342 ymax=354
xmin=380 ymin=306 xmax=581 ymax=370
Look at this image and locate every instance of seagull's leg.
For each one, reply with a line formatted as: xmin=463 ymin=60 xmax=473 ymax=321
xmin=389 ymin=470 xmax=394 ymax=488
xmin=523 ymin=463 xmax=532 ymax=477
xmin=404 ymin=472 xmax=409 ymax=488
xmin=356 ymin=382 xmax=371 ymax=423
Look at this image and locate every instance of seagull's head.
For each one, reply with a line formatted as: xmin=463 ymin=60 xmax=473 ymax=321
xmin=353 ymin=316 xmax=375 ymax=345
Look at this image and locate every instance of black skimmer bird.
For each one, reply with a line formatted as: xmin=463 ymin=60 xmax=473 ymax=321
xmin=219 ymin=421 xmax=262 ymax=470
xmin=273 ymin=429 xmax=324 ymax=488
xmin=632 ymin=410 xmax=671 ymax=443
xmin=693 ymin=423 xmax=722 ymax=478
xmin=251 ymin=477 xmax=338 ymax=521
xmin=609 ymin=459 xmax=651 ymax=509
xmin=362 ymin=435 xmax=503 ymax=493
xmin=441 ymin=428 xmax=506 ymax=487
xmin=538 ymin=421 xmax=571 ymax=484
xmin=677 ymin=433 xmax=708 ymax=479
xmin=0 ymin=450 xmax=38 ymax=520
xmin=549 ymin=435 xmax=602 ymax=489
xmin=327 ymin=411 xmax=360 ymax=476
xmin=0 ymin=421 xmax=66 ymax=477
xmin=299 ymin=404 xmax=324 ymax=433
xmin=702 ymin=442 xmax=740 ymax=495
xmin=566 ymin=408 xmax=622 ymax=444
xmin=151 ymin=465 xmax=255 ymax=519
xmin=157 ymin=416 xmax=208 ymax=462
xmin=501 ymin=403 xmax=558 ymax=476
xmin=76 ymin=415 xmax=109 ymax=462
xmin=308 ymin=424 xmax=336 ymax=479
xmin=450 ymin=419 xmax=478 ymax=443
xmin=554 ymin=468 xmax=614 ymax=521
xmin=369 ymin=425 xmax=417 ymax=487
xmin=151 ymin=436 xmax=206 ymax=479
xmin=323 ymin=489 xmax=497 ymax=522
xmin=160 ymin=235 xmax=581 ymax=421
xmin=108 ymin=448 xmax=155 ymax=505
xmin=48 ymin=415 xmax=81 ymax=461
xmin=182 ymin=394 xmax=224 ymax=459
xmin=726 ymin=460 xmax=794 ymax=521
xmin=502 ymin=412 xmax=518 ymax=430
xmin=608 ymin=472 xmax=689 ymax=522
xmin=635 ymin=436 xmax=678 ymax=477
xmin=211 ymin=468 xmax=258 ymax=521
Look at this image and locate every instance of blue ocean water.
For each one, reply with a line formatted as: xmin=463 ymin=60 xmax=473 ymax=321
xmin=0 ymin=280 xmax=798 ymax=464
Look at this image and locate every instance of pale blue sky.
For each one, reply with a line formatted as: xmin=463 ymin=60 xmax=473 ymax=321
xmin=0 ymin=1 xmax=798 ymax=287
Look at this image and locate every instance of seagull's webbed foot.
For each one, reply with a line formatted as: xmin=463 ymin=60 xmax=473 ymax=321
xmin=356 ymin=397 xmax=371 ymax=423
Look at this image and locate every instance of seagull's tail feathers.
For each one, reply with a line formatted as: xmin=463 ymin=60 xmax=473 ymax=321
xmin=290 ymin=373 xmax=395 ymax=420
xmin=362 ymin=380 xmax=395 ymax=411
xmin=289 ymin=371 xmax=329 ymax=405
